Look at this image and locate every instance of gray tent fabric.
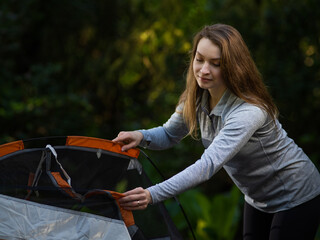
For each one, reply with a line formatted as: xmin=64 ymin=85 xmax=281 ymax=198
xmin=0 ymin=194 xmax=131 ymax=240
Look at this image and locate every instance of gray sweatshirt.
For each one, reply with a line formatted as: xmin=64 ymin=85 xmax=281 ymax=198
xmin=139 ymin=89 xmax=320 ymax=213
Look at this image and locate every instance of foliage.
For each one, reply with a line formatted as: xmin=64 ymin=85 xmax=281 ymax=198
xmin=166 ymin=186 xmax=242 ymax=240
xmin=1 ymin=0 xmax=320 ymax=239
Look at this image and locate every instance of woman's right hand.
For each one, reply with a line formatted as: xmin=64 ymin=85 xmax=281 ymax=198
xmin=112 ymin=131 xmax=144 ymax=152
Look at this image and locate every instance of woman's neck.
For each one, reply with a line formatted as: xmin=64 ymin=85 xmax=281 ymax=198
xmin=208 ymin=87 xmax=227 ymax=111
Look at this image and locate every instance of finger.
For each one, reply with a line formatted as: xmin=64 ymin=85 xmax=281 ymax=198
xmin=112 ymin=132 xmax=126 ymax=142
xmin=112 ymin=136 xmax=120 ymax=142
xmin=120 ymin=199 xmax=148 ymax=211
xmin=121 ymin=143 xmax=135 ymax=151
xmin=118 ymin=188 xmax=150 ymax=211
xmin=118 ymin=187 xmax=144 ymax=204
xmin=118 ymin=195 xmax=136 ymax=204
xmin=118 ymin=191 xmax=140 ymax=204
xmin=123 ymin=187 xmax=144 ymax=196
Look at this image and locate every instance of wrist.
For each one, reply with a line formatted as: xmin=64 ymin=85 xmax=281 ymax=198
xmin=145 ymin=189 xmax=153 ymax=205
xmin=137 ymin=130 xmax=151 ymax=148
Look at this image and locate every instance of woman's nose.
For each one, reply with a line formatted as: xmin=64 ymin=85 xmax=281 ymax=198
xmin=200 ymin=62 xmax=210 ymax=74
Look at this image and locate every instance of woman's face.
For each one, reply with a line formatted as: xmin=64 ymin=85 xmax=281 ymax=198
xmin=193 ymin=38 xmax=226 ymax=93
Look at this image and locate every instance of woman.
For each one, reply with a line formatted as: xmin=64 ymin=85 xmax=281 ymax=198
xmin=113 ymin=24 xmax=320 ymax=240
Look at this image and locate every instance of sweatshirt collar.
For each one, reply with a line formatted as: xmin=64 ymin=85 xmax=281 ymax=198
xmin=200 ymin=89 xmax=237 ymax=117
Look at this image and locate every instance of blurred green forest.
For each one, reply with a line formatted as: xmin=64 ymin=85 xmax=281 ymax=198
xmin=1 ymin=0 xmax=320 ymax=239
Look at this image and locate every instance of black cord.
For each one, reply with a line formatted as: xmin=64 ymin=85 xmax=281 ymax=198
xmin=139 ymin=149 xmax=197 ymax=240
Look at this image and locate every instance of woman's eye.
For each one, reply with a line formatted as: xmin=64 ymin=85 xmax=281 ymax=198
xmin=196 ymin=58 xmax=203 ymax=62
xmin=211 ymin=62 xmax=220 ymax=67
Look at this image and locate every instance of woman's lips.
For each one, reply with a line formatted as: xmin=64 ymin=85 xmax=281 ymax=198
xmin=198 ymin=76 xmax=212 ymax=82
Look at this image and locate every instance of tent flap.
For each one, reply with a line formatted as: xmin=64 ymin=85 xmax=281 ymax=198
xmin=0 ymin=140 xmax=24 ymax=158
xmin=66 ymin=136 xmax=140 ymax=159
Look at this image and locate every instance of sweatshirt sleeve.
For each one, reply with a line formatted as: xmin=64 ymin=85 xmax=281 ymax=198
xmin=147 ymin=106 xmax=267 ymax=203
xmin=138 ymin=103 xmax=189 ymax=150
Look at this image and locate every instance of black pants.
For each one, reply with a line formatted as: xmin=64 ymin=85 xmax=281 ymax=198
xmin=243 ymin=195 xmax=320 ymax=240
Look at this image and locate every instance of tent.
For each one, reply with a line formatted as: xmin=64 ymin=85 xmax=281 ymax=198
xmin=0 ymin=136 xmax=190 ymax=240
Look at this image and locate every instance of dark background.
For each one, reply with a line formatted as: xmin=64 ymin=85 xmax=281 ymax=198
xmin=1 ymin=0 xmax=319 ymax=239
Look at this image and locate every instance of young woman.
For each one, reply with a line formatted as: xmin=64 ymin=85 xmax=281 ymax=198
xmin=113 ymin=24 xmax=320 ymax=240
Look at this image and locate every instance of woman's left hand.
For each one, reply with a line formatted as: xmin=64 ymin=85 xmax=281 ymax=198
xmin=118 ymin=187 xmax=152 ymax=210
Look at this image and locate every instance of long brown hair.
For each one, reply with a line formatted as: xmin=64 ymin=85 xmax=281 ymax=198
xmin=179 ymin=24 xmax=278 ymax=138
